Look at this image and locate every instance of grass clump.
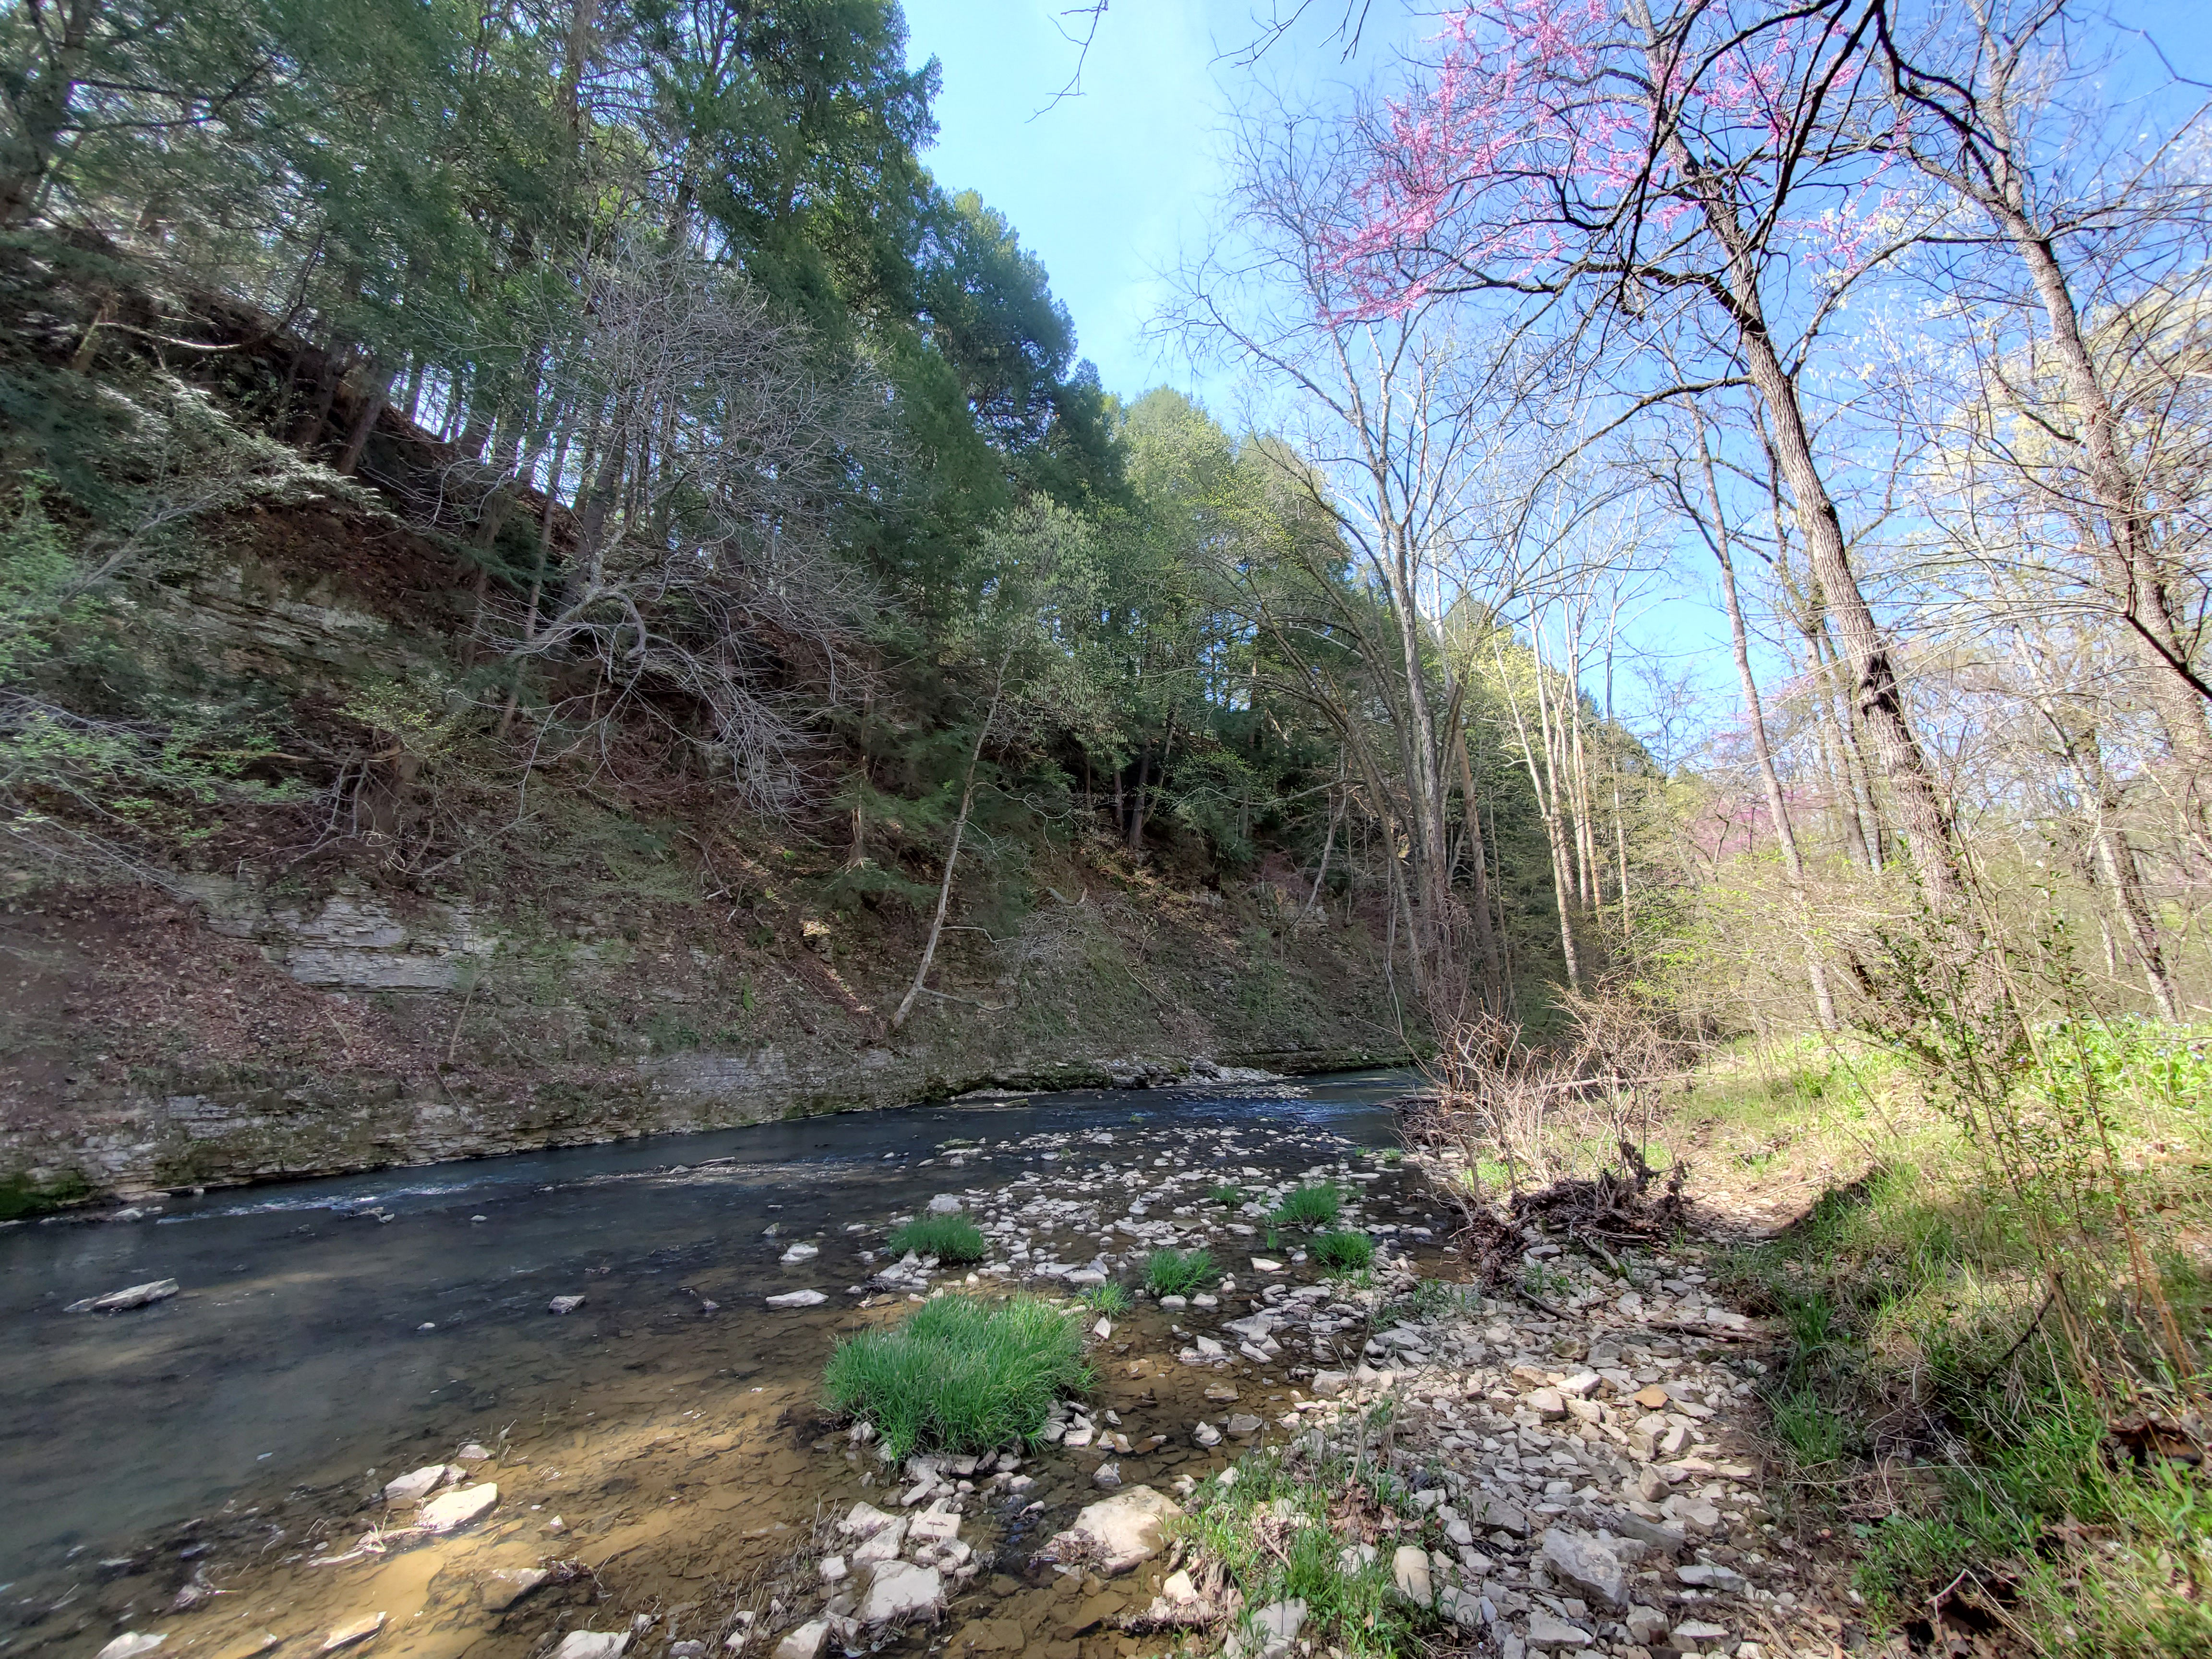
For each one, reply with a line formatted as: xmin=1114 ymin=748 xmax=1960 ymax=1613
xmin=1209 ymin=1183 xmax=1247 ymax=1205
xmin=822 ymin=1294 xmax=1089 ymax=1459
xmin=1269 ymin=1184 xmax=1343 ymax=1229
xmin=1080 ymin=1281 xmax=1132 ymax=1316
xmin=1145 ymin=1247 xmax=1214 ymax=1297
xmin=886 ymin=1213 xmax=986 ymax=1263
xmin=1310 ymin=1230 xmax=1373 ymax=1271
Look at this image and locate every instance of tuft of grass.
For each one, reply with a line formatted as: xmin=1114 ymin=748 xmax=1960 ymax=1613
xmin=1209 ymin=1183 xmax=1247 ymax=1205
xmin=1520 ymin=1259 xmax=1572 ymax=1301
xmin=887 ymin=1213 xmax=986 ymax=1263
xmin=1769 ymin=1387 xmax=1848 ymax=1467
xmin=822 ymin=1294 xmax=1089 ymax=1459
xmin=1269 ymin=1184 xmax=1342 ymax=1229
xmin=1399 ymin=1278 xmax=1476 ymax=1322
xmin=1310 ymin=1230 xmax=1374 ymax=1271
xmin=1145 ymin=1247 xmax=1215 ymax=1297
xmin=1080 ymin=1281 xmax=1132 ymax=1316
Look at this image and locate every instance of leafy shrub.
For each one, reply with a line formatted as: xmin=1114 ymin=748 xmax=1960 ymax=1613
xmin=1146 ymin=1247 xmax=1214 ymax=1297
xmin=887 ymin=1214 xmax=986 ymax=1263
xmin=1270 ymin=1185 xmax=1342 ymax=1228
xmin=1311 ymin=1230 xmax=1374 ymax=1271
xmin=822 ymin=1294 xmax=1088 ymax=1458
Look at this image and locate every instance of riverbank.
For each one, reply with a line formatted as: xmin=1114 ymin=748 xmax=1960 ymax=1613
xmin=0 ymin=861 xmax=1409 ymax=1212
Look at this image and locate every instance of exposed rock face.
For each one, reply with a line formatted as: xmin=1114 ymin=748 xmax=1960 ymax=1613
xmin=1 ymin=867 xmax=1395 ymax=1200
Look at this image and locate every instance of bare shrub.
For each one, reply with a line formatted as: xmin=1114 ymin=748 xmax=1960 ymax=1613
xmin=493 ymin=245 xmax=893 ymax=813
xmin=1414 ymin=989 xmax=1696 ymax=1273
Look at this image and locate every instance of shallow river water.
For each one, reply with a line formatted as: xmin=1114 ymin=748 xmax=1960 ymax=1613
xmin=1 ymin=1071 xmax=1452 ymax=1659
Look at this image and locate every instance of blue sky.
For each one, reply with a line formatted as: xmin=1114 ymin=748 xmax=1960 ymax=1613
xmin=898 ymin=1 xmax=2212 ymax=736
xmin=902 ymin=1 xmax=2212 ymax=412
xmin=900 ymin=0 xmax=1401 ymax=406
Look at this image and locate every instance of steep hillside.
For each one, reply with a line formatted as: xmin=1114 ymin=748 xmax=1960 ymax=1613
xmin=0 ymin=285 xmax=1405 ymax=1206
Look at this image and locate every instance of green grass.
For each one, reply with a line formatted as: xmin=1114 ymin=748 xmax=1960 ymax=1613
xmin=1181 ymin=1445 xmax=1431 ymax=1659
xmin=0 ymin=1168 xmax=90 ymax=1220
xmin=1519 ymin=1259 xmax=1572 ymax=1301
xmin=1209 ymin=1183 xmax=1247 ymax=1205
xmin=1687 ymin=1023 xmax=2212 ymax=1656
xmin=1145 ymin=1247 xmax=1215 ymax=1297
xmin=1268 ymin=1184 xmax=1343 ymax=1229
xmin=1399 ymin=1278 xmax=1477 ymax=1322
xmin=886 ymin=1214 xmax=986 ymax=1263
xmin=1080 ymin=1281 xmax=1132 ymax=1316
xmin=822 ymin=1294 xmax=1090 ymax=1459
xmin=1310 ymin=1230 xmax=1373 ymax=1271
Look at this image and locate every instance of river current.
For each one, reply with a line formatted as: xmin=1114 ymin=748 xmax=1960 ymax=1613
xmin=0 ymin=1070 xmax=1440 ymax=1659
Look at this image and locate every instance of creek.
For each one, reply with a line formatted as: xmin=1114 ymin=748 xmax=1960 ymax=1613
xmin=0 ymin=1071 xmax=1444 ymax=1659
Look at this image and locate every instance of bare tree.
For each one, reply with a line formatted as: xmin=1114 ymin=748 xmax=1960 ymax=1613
xmin=1169 ymin=105 xmax=1529 ymax=1021
xmin=1876 ymin=0 xmax=2212 ymax=784
xmin=495 ymin=246 xmax=891 ymax=811
xmin=1308 ymin=0 xmax=1980 ymax=922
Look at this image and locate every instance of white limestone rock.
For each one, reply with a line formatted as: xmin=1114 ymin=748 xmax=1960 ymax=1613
xmin=1049 ymin=1485 xmax=1184 ymax=1574
xmin=855 ymin=1561 xmax=945 ymax=1626
xmin=417 ymin=1483 xmax=497 ymax=1533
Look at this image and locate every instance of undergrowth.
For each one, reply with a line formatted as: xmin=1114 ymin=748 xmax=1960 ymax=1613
xmin=822 ymin=1294 xmax=1088 ymax=1459
xmin=1699 ymin=1018 xmax=2212 ymax=1657
xmin=1178 ymin=1439 xmax=1433 ymax=1659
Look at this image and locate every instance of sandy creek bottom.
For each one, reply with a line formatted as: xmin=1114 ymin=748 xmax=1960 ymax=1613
xmin=2 ymin=1074 xmax=1458 ymax=1659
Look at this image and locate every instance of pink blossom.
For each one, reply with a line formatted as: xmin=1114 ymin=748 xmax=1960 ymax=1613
xmin=1317 ymin=0 xmax=1893 ymax=321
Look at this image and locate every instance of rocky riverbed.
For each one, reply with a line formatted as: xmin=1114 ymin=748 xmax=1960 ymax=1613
xmin=729 ymin=1186 xmax=1865 ymax=1659
xmin=17 ymin=1083 xmax=1864 ymax=1659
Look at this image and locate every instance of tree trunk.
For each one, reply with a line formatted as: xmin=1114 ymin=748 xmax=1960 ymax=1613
xmin=893 ymin=650 xmax=1011 ymax=1030
xmin=1499 ymin=643 xmax=1582 ymax=992
xmin=1650 ymin=67 xmax=1970 ymax=912
xmin=1699 ymin=425 xmax=1838 ymax=1028
xmin=0 ymin=0 xmax=96 ymax=225
xmin=1733 ymin=321 xmax=1964 ymax=908
xmin=336 ymin=361 xmax=391 ymax=475
xmin=1126 ymin=745 xmax=1151 ymax=852
xmin=1454 ymin=723 xmax=1508 ymax=1009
